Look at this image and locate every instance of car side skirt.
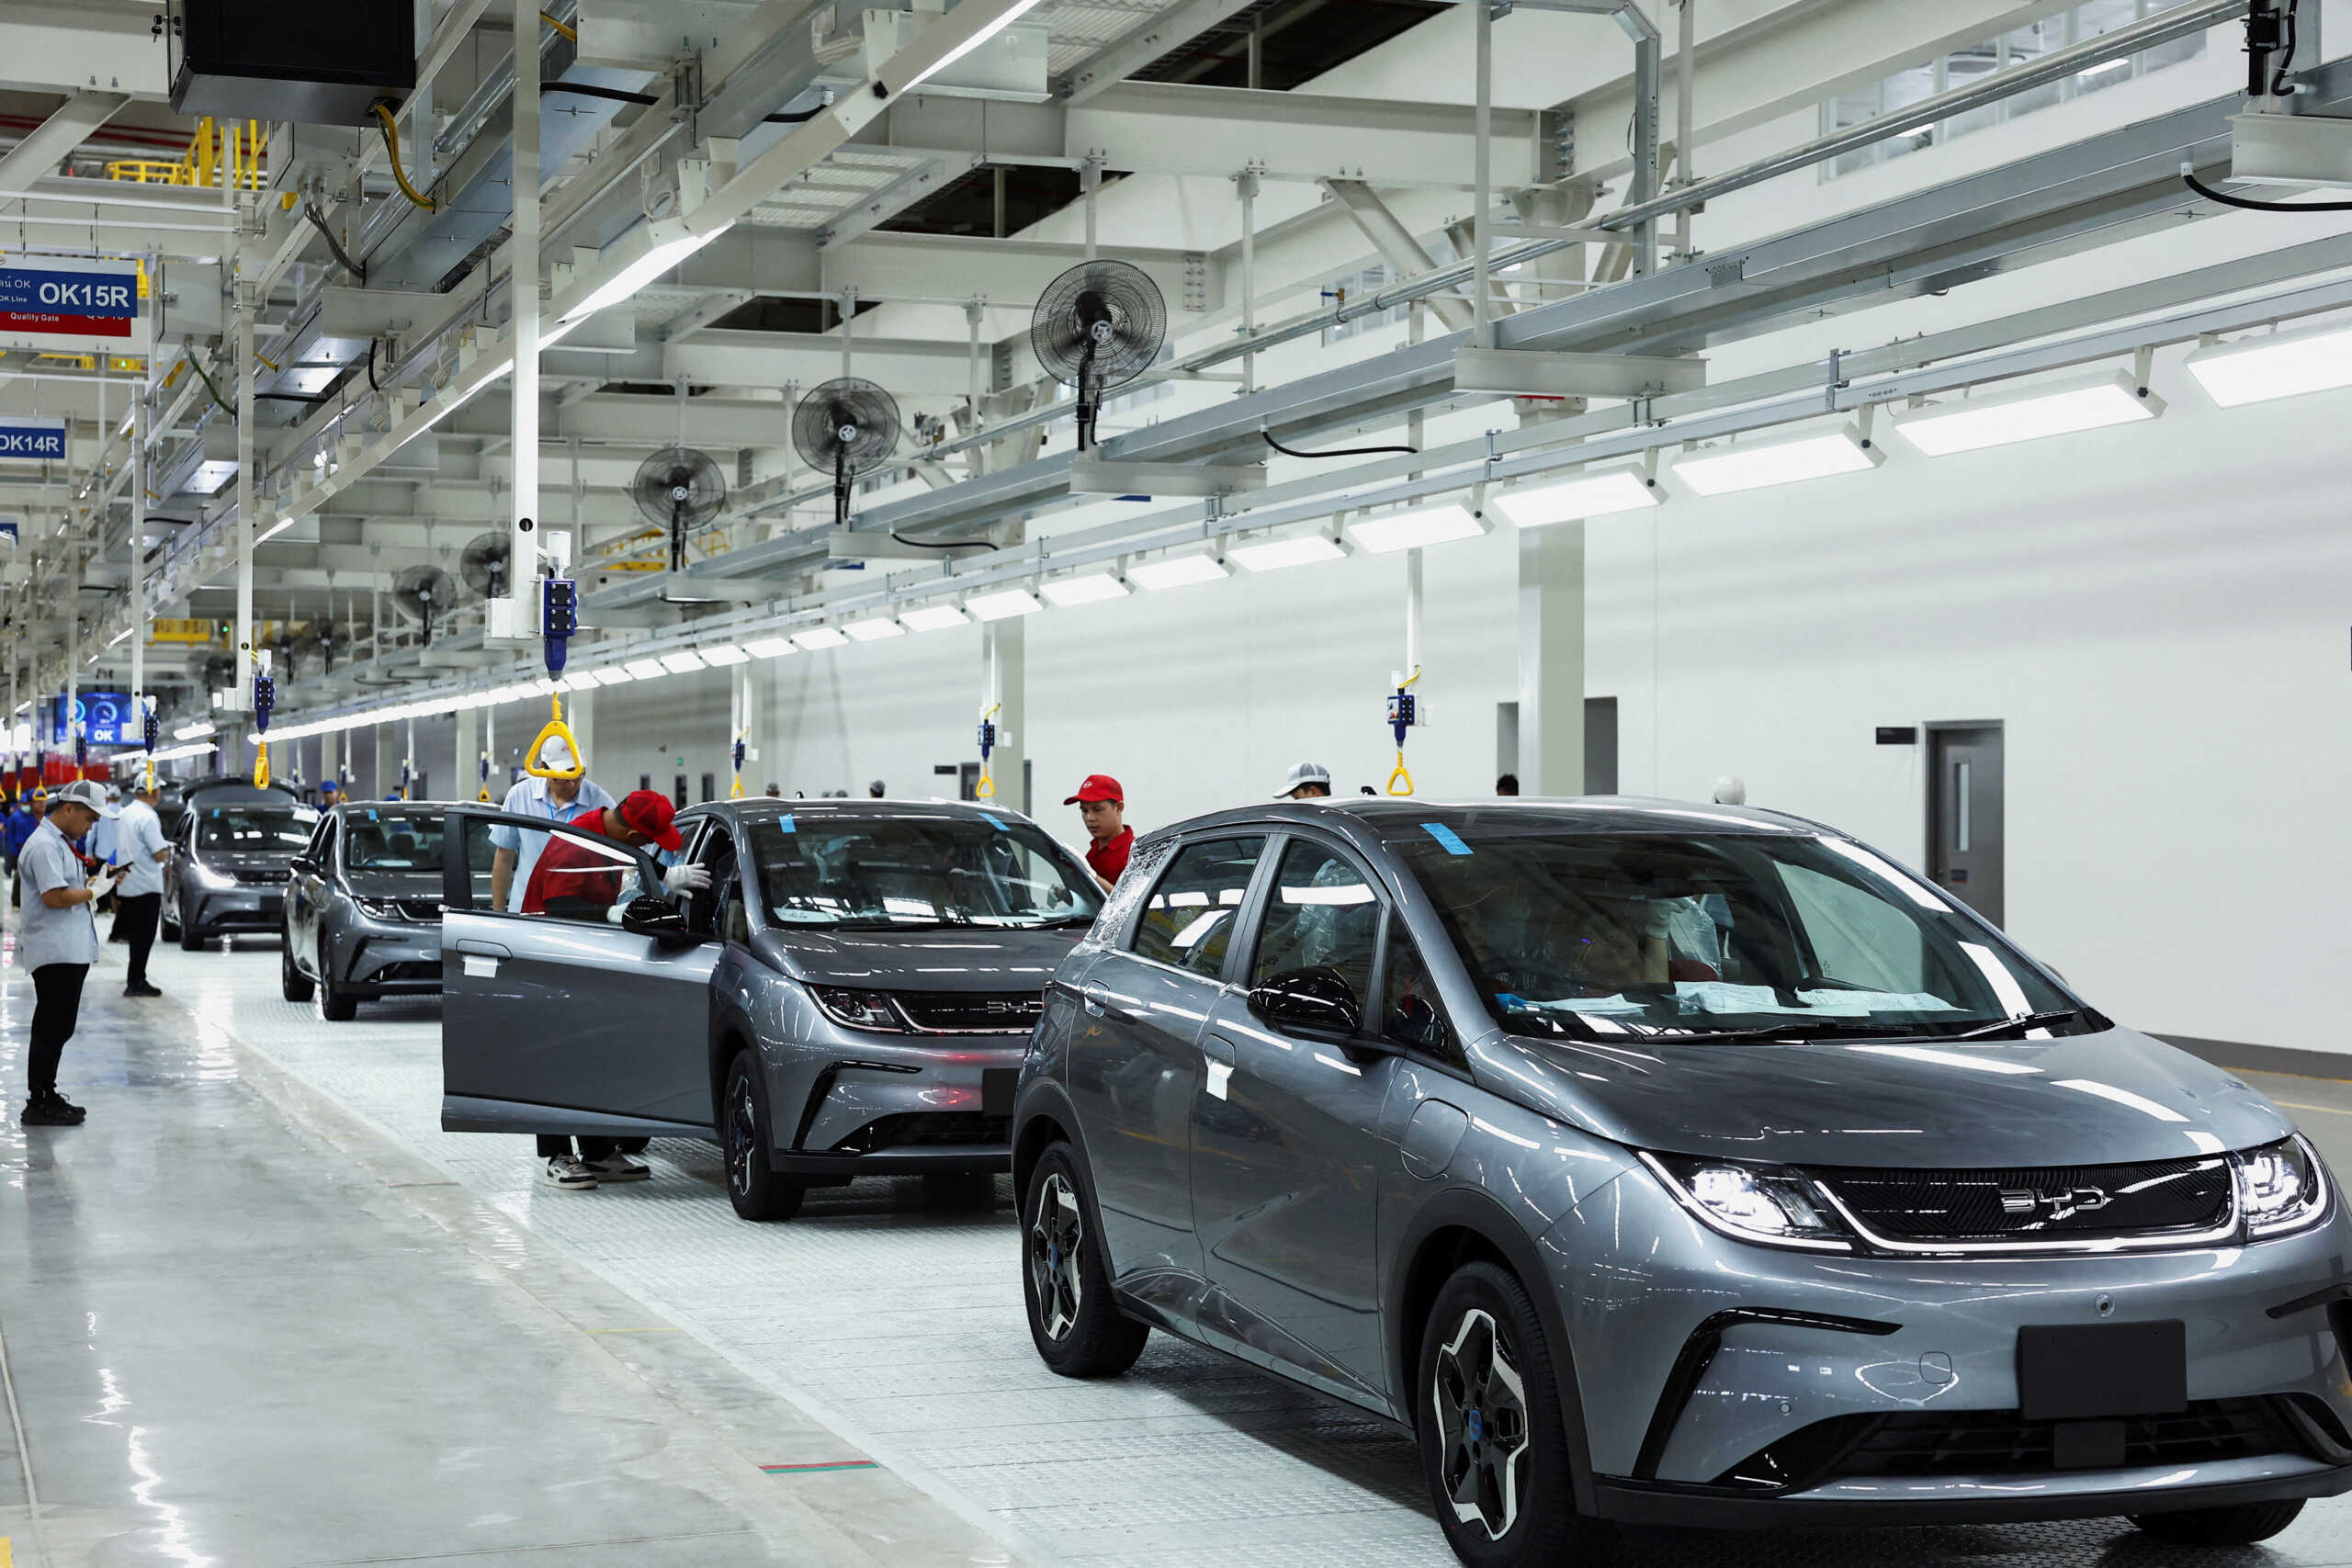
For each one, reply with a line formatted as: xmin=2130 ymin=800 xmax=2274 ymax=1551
xmin=440 ymin=1094 xmax=715 ymax=1140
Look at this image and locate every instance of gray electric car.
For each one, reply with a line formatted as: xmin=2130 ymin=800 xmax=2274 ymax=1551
xmin=1013 ymin=798 xmax=2352 ymax=1564
xmin=436 ymin=797 xmax=1102 ymax=1219
xmin=281 ymin=802 xmax=458 ymax=1020
xmin=162 ymin=776 xmax=314 ymax=950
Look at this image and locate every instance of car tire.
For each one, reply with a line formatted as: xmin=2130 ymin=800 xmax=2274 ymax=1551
xmin=721 ymin=1051 xmax=804 ymax=1222
xmin=1417 ymin=1260 xmax=1611 ymax=1568
xmin=2129 ymin=1499 xmax=2304 ymax=1546
xmin=280 ymin=932 xmax=314 ymax=1002
xmin=1022 ymin=1141 xmax=1148 ymax=1378
xmin=319 ymin=963 xmax=357 ymax=1021
xmin=177 ymin=899 xmax=205 ymax=952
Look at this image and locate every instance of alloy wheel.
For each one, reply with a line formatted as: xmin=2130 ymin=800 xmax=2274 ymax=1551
xmin=1028 ymin=1172 xmax=1085 ymax=1341
xmin=1433 ymin=1307 xmax=1532 ymax=1541
xmin=726 ymin=1077 xmax=758 ymax=1198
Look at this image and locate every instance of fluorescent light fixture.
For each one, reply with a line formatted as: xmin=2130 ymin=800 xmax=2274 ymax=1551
xmin=743 ymin=637 xmax=797 ymax=658
xmin=966 ymin=587 xmax=1043 ymax=621
xmin=2185 ymin=319 xmax=2352 ymax=407
xmin=1496 ymin=466 xmax=1659 ymax=528
xmin=558 ymin=671 xmax=600 ymax=693
xmin=1126 ymin=552 xmax=1228 ymax=590
xmin=173 ymin=720 xmax=216 ymax=740
xmin=843 ymin=616 xmax=905 ymax=641
xmin=1893 ymin=372 xmax=2160 ymax=457
xmin=624 ymin=657 xmax=669 ymax=680
xmin=531 ymin=677 xmax=560 ymax=695
xmin=560 ymin=216 xmax=734 ymax=324
xmin=1039 ymin=572 xmax=1129 ymax=606
xmin=658 ymin=649 xmax=707 ymax=672
xmin=700 ymin=643 xmax=751 ymax=666
xmin=899 ymin=604 xmax=970 ymax=632
xmin=793 ymin=626 xmax=849 ymax=650
xmin=591 ymin=666 xmax=636 ymax=685
xmin=1674 ymin=426 xmax=1881 ymax=495
xmin=1346 ymin=502 xmax=1485 ymax=554
xmin=900 ymin=0 xmax=1050 ymax=91
xmin=1229 ymin=533 xmax=1348 ymax=572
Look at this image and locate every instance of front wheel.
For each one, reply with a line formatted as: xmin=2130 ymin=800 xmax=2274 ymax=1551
xmin=722 ymin=1052 xmax=803 ymax=1222
xmin=319 ymin=962 xmax=356 ymax=1021
xmin=2130 ymin=1499 xmax=2305 ymax=1546
xmin=1021 ymin=1142 xmax=1148 ymax=1377
xmin=1417 ymin=1260 xmax=1611 ymax=1568
xmin=177 ymin=898 xmax=205 ymax=952
xmin=279 ymin=932 xmax=314 ymax=1002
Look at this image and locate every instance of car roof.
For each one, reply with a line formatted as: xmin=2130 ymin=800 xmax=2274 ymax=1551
xmin=678 ymin=797 xmax=1044 ymax=827
xmin=1138 ymin=795 xmax=1830 ymax=850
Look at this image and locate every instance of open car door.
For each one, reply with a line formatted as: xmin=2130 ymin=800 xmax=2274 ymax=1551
xmin=438 ymin=806 xmax=720 ymax=1139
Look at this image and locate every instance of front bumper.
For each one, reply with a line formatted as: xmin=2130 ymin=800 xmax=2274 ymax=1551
xmin=332 ymin=919 xmax=442 ymax=996
xmin=187 ymin=886 xmax=284 ymax=932
xmin=1541 ymin=1162 xmax=2352 ymax=1519
xmin=769 ymin=1036 xmax=1026 ymax=1177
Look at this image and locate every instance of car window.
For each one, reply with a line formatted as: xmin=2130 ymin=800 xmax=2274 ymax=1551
xmin=1249 ymin=840 xmax=1379 ymax=1010
xmin=1382 ymin=923 xmax=1455 ymax=1060
xmin=1130 ymin=837 xmax=1266 ymax=976
xmin=691 ymin=827 xmax=736 ymax=936
xmin=343 ymin=811 xmax=444 ymax=873
xmin=195 ymin=807 xmax=314 ymax=852
xmin=746 ymin=811 xmax=1101 ymax=930
xmin=303 ymin=814 xmax=334 ymax=862
xmin=1776 ymin=862 xmax=1930 ymax=992
xmin=458 ymin=814 xmax=652 ymax=926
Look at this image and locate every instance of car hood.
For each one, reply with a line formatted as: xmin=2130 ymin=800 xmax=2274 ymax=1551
xmin=760 ymin=925 xmax=1083 ymax=990
xmin=193 ymin=850 xmax=296 ymax=874
xmin=1471 ymin=1025 xmax=2293 ymax=1168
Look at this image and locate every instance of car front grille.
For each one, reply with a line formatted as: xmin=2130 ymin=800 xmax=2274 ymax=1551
xmin=231 ymin=867 xmax=289 ymax=886
xmin=1812 ymin=1156 xmax=2233 ymax=1245
xmin=833 ymin=1112 xmax=1011 ymax=1153
xmin=891 ymin=990 xmax=1044 ymax=1033
xmin=1714 ymin=1397 xmax=2309 ymax=1491
xmin=367 ymin=961 xmax=439 ymax=984
xmin=396 ymin=899 xmax=442 ymax=921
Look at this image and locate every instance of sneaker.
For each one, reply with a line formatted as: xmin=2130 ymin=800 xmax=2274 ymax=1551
xmin=122 ymin=982 xmax=163 ymax=998
xmin=585 ymin=1150 xmax=651 ymax=1183
xmin=539 ymin=1155 xmax=597 ymax=1190
xmin=21 ymin=1094 xmax=85 ymax=1127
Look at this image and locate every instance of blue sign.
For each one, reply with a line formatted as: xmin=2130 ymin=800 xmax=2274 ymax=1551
xmin=0 ymin=267 xmax=137 ymax=318
xmin=0 ymin=418 xmax=65 ymax=462
xmin=51 ymin=693 xmax=132 ymax=748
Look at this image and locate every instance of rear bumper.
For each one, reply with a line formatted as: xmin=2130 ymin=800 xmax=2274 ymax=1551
xmin=1592 ymin=1452 xmax=2352 ymax=1528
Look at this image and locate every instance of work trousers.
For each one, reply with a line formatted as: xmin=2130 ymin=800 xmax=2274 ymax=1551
xmin=535 ymin=1135 xmax=651 ymax=1161
xmin=28 ymin=962 xmax=87 ymax=1100
xmin=116 ymin=893 xmax=161 ymax=987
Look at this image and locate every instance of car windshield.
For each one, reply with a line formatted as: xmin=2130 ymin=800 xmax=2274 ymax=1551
xmin=1384 ymin=817 xmax=2082 ymax=1043
xmin=196 ymin=807 xmax=314 ymax=853
xmin=747 ymin=811 xmax=1102 ymax=929
xmin=341 ymin=811 xmax=445 ymax=873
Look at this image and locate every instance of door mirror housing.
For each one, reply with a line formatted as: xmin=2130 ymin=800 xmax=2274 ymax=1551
xmin=1248 ymin=965 xmax=1363 ymax=1040
xmin=288 ymin=856 xmax=318 ymax=876
xmin=620 ymin=894 xmax=706 ymax=946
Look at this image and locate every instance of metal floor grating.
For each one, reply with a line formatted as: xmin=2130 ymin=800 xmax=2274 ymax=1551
xmin=131 ymin=941 xmax=2352 ymax=1568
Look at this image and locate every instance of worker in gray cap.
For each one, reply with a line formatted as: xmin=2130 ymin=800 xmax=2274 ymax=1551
xmin=17 ymin=780 xmax=119 ymax=1125
xmin=1274 ymin=761 xmax=1331 ymax=800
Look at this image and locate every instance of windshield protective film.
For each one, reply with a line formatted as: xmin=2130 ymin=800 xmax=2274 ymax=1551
xmin=748 ymin=813 xmax=1102 ymax=931
xmin=1384 ymin=818 xmax=2079 ymax=1043
xmin=196 ymin=807 xmax=316 ymax=853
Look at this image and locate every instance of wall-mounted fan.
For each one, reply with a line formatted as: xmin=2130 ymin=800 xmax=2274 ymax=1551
xmin=1032 ymin=260 xmax=1166 ymax=452
xmin=458 ymin=531 xmax=511 ymax=600
xmin=792 ymin=378 xmax=901 ymax=529
xmin=629 ymin=447 xmax=728 ymax=572
xmin=391 ymin=564 xmax=459 ymax=646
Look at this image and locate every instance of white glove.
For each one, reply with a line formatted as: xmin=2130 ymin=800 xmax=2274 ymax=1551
xmin=85 ymin=867 xmax=119 ymax=901
xmin=663 ymin=862 xmax=711 ymax=895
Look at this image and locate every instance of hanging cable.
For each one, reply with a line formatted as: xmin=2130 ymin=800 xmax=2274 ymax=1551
xmin=539 ymin=8 xmax=577 ymax=40
xmin=186 ymin=353 xmax=233 ymax=416
xmin=301 ymin=200 xmax=365 ymax=282
xmin=764 ymin=106 xmax=825 ymax=124
xmin=2270 ymin=0 xmax=2301 ymax=97
xmin=2182 ymin=170 xmax=2352 ymax=212
xmin=890 ymin=529 xmax=989 ymax=552
xmin=1262 ymin=429 xmax=1418 ymax=459
xmin=365 ymin=340 xmax=382 ymax=392
xmin=542 ymin=81 xmax=656 ymax=106
xmin=371 ymin=103 xmax=438 ymax=212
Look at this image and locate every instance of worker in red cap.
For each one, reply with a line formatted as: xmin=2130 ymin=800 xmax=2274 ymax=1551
xmin=1065 ymin=773 xmax=1131 ymax=889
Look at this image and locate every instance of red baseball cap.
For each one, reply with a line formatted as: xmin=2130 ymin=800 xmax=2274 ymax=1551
xmin=616 ymin=789 xmax=684 ymax=852
xmin=1064 ymin=773 xmax=1124 ymax=806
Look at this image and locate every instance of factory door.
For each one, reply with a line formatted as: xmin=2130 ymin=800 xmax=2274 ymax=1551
xmin=1928 ymin=724 xmax=2004 ymax=927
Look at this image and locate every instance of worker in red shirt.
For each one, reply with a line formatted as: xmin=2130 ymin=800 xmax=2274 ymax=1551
xmin=1065 ymin=773 xmax=1132 ymax=890
xmin=522 ymin=788 xmax=707 ymax=918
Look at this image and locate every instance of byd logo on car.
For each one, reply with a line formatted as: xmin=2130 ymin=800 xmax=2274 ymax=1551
xmin=2000 ymin=1185 xmax=2111 ymax=1216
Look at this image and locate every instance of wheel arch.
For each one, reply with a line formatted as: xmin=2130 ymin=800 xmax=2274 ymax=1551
xmin=1388 ymin=1186 xmax=1599 ymax=1514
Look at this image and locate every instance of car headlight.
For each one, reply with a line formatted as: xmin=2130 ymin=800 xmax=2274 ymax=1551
xmin=1641 ymin=1152 xmax=1855 ymax=1253
xmin=353 ymin=897 xmax=404 ymax=920
xmin=809 ymin=986 xmax=908 ymax=1032
xmin=2239 ymin=1134 xmax=2330 ymax=1237
xmin=191 ymin=863 xmax=235 ymax=890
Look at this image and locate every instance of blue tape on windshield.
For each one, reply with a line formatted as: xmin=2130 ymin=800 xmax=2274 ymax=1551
xmin=777 ymin=814 xmax=796 ymax=833
xmin=981 ymin=813 xmax=1008 ymax=829
xmin=1421 ymin=822 xmax=1473 ymax=856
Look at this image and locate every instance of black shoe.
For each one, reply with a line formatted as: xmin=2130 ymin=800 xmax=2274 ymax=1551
xmin=123 ymin=982 xmax=162 ymax=998
xmin=21 ymin=1094 xmax=85 ymax=1126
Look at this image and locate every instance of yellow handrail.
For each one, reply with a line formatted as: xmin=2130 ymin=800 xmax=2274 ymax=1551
xmin=105 ymin=117 xmax=269 ymax=190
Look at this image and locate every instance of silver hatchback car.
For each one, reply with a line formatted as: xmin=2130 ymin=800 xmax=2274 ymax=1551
xmin=281 ymin=802 xmax=457 ymax=1020
xmin=1013 ymin=799 xmax=2352 ymax=1564
xmin=438 ymin=797 xmax=1102 ymax=1219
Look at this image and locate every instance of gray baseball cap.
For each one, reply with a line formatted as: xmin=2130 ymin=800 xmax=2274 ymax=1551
xmin=51 ymin=779 xmax=118 ymax=818
xmin=1273 ymin=761 xmax=1332 ymax=797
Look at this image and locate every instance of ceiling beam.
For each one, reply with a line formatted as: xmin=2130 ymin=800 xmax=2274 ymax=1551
xmin=0 ymin=5 xmax=172 ymax=98
xmin=1058 ymin=0 xmax=1262 ymax=104
xmin=1068 ymin=82 xmax=1546 ymax=187
xmin=0 ymin=92 xmax=131 ymax=197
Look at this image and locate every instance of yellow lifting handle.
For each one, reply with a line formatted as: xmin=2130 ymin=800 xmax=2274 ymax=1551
xmin=974 ymin=700 xmax=1001 ymax=800
xmin=729 ymin=729 xmax=747 ymax=799
xmin=1385 ymin=750 xmax=1413 ymax=796
xmin=524 ymin=694 xmax=585 ymax=780
xmin=253 ymin=739 xmax=271 ymax=791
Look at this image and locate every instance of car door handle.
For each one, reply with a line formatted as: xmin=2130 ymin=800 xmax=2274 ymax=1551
xmin=1081 ymin=983 xmax=1110 ymax=1017
xmin=454 ymin=939 xmax=511 ymax=960
xmin=1202 ymin=1034 xmax=1236 ymax=1066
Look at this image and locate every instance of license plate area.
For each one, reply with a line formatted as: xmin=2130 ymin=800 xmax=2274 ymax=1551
xmin=981 ymin=1067 xmax=1017 ymax=1117
xmin=2017 ymin=1320 xmax=2187 ymax=1421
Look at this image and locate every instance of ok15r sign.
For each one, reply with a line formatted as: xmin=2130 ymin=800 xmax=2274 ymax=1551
xmin=0 ymin=262 xmax=145 ymax=355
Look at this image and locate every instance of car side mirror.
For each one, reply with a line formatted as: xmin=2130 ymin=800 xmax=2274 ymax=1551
xmin=1248 ymin=965 xmax=1363 ymax=1040
xmin=620 ymin=894 xmax=705 ymax=946
xmin=289 ymin=856 xmax=318 ymax=876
